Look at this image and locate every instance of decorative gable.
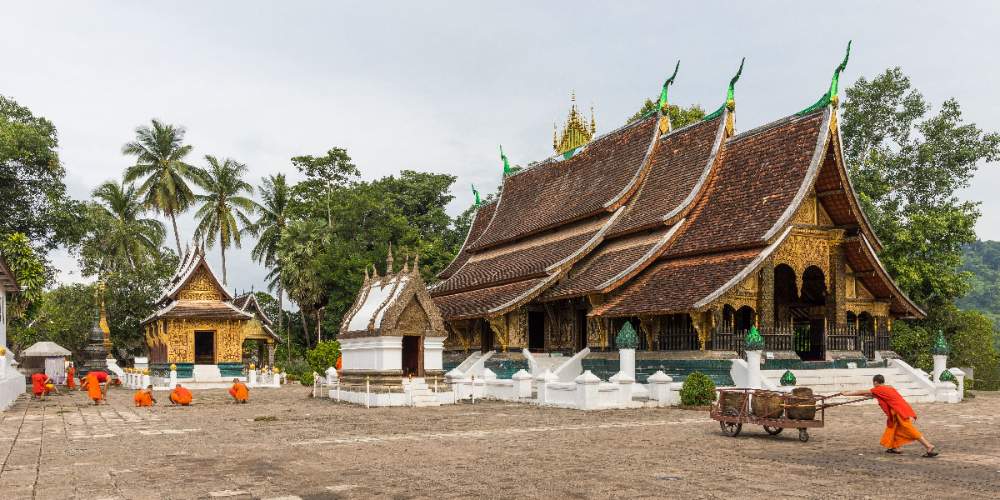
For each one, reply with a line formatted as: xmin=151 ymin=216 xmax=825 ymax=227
xmin=178 ymin=267 xmax=224 ymax=301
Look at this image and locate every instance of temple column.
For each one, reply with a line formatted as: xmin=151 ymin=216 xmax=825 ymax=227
xmin=267 ymin=341 xmax=276 ymax=367
xmin=758 ymin=260 xmax=775 ymax=328
xmin=828 ymin=244 xmax=847 ymax=327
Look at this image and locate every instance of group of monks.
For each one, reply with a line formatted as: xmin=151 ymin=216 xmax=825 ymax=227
xmin=131 ymin=379 xmax=249 ymax=407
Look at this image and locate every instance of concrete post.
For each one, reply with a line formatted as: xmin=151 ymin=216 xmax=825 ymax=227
xmin=512 ymin=369 xmax=532 ymax=399
xmin=575 ymin=370 xmax=601 ymax=410
xmin=619 ymin=347 xmax=636 ymax=381
xmin=169 ymin=366 xmax=178 ymax=389
xmin=746 ymin=350 xmax=763 ymax=389
xmin=614 ymin=374 xmax=634 ymax=406
xmin=932 ymin=354 xmax=947 ymax=382
xmin=537 ymin=369 xmax=558 ymax=404
xmin=141 ymin=373 xmax=151 ymax=388
xmin=647 ymin=370 xmax=673 ymax=406
xmin=248 ymin=369 xmax=258 ymax=387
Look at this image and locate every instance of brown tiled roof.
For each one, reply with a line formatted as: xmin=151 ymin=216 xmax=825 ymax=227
xmin=664 ymin=109 xmax=828 ymax=258
xmin=593 ymin=249 xmax=762 ymax=317
xmin=432 ymin=226 xmax=600 ymax=295
xmin=608 ymin=116 xmax=723 ymax=236
xmin=151 ymin=301 xmax=253 ymax=321
xmin=434 ymin=278 xmax=545 ymax=321
xmin=468 ymin=116 xmax=657 ymax=250
xmin=438 ymin=200 xmax=497 ymax=280
xmin=843 ymin=236 xmax=925 ymax=318
xmin=541 ymin=232 xmax=663 ymax=301
xmin=233 ymin=293 xmax=275 ymax=327
xmin=0 ymin=256 xmax=17 ymax=292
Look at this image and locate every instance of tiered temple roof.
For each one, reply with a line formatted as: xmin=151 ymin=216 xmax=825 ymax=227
xmin=431 ymin=66 xmax=923 ymax=323
xmin=339 ymin=254 xmax=446 ymax=339
xmin=142 ymin=246 xmax=253 ymax=324
xmin=232 ymin=293 xmax=282 ymax=341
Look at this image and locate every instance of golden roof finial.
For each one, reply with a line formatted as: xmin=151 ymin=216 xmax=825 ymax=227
xmin=554 ymin=91 xmax=596 ymax=157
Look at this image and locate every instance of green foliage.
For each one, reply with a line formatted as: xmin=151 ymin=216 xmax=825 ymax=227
xmin=79 ymin=178 xmax=166 ymax=275
xmin=680 ymin=371 xmax=716 ymax=406
xmin=626 ymin=101 xmax=706 ymax=128
xmin=7 ymin=283 xmax=94 ymax=360
xmin=841 ymin=68 xmax=1000 ymax=306
xmin=891 ymin=303 xmax=998 ymax=378
xmin=193 ymin=155 xmax=255 ymax=284
xmin=958 ymin=240 xmax=1000 ymax=330
xmin=0 ymin=95 xmax=82 ymax=253
xmin=0 ymin=232 xmax=48 ymax=316
xmin=122 ymin=119 xmax=202 ymax=253
xmin=306 ymin=340 xmax=341 ymax=375
xmin=298 ymin=370 xmax=315 ymax=386
xmin=103 ymin=251 xmax=179 ymax=360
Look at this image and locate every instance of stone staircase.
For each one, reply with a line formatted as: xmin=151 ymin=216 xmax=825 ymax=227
xmin=529 ymin=353 xmax=567 ymax=375
xmin=761 ymin=367 xmax=934 ymax=403
xmin=402 ymin=378 xmax=440 ymax=407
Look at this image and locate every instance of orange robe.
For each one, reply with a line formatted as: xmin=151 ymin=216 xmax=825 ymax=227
xmin=66 ymin=367 xmax=76 ymax=389
xmin=169 ymin=387 xmax=193 ymax=405
xmin=31 ymin=373 xmax=47 ymax=396
xmin=85 ymin=373 xmax=103 ymax=402
xmin=134 ymin=390 xmax=154 ymax=407
xmin=229 ymin=382 xmax=249 ymax=402
xmin=872 ymin=385 xmax=921 ymax=448
xmin=336 ymin=355 xmax=342 ymax=371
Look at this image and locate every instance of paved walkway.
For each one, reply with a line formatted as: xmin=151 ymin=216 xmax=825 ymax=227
xmin=1 ymin=386 xmax=998 ymax=499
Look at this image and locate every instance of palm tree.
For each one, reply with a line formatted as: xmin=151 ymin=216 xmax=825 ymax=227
xmin=192 ymin=155 xmax=255 ymax=285
xmin=122 ymin=119 xmax=202 ymax=254
xmin=251 ymin=174 xmax=291 ymax=333
xmin=90 ymin=179 xmax=166 ymax=271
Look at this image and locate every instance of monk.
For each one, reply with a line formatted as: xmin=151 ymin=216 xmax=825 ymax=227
xmin=83 ymin=371 xmax=105 ymax=405
xmin=31 ymin=372 xmax=52 ymax=400
xmin=134 ymin=385 xmax=156 ymax=407
xmin=169 ymin=384 xmax=193 ymax=406
xmin=228 ymin=378 xmax=249 ymax=404
xmin=841 ymin=374 xmax=938 ymax=457
xmin=66 ymin=364 xmax=76 ymax=390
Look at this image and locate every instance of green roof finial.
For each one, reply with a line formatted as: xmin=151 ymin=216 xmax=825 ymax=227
xmin=798 ymin=41 xmax=852 ymax=115
xmin=500 ymin=144 xmax=512 ymax=176
xmin=704 ymin=57 xmax=745 ymax=121
xmin=931 ymin=330 xmax=951 ymax=356
xmin=615 ymin=321 xmax=639 ymax=350
xmin=471 ymin=184 xmax=481 ymax=206
xmin=744 ymin=325 xmax=764 ymax=351
xmin=780 ymin=370 xmax=797 ymax=386
xmin=658 ymin=60 xmax=680 ymax=112
xmin=939 ymin=370 xmax=956 ymax=382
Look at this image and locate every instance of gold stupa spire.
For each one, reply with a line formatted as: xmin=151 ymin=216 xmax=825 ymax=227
xmin=553 ymin=91 xmax=596 ymax=157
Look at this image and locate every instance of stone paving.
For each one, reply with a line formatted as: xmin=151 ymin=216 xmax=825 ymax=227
xmin=1 ymin=386 xmax=998 ymax=499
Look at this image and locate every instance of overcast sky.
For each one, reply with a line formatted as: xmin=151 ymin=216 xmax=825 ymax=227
xmin=3 ymin=1 xmax=999 ymax=296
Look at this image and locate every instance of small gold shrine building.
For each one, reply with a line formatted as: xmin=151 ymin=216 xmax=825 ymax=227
xmin=142 ymin=246 xmax=277 ymax=380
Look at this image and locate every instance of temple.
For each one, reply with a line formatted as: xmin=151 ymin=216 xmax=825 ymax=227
xmin=141 ymin=246 xmax=272 ymax=382
xmin=432 ymin=53 xmax=924 ymax=375
xmin=233 ymin=292 xmax=282 ymax=367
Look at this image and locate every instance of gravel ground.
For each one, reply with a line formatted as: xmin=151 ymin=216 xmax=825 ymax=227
xmin=0 ymin=385 xmax=998 ymax=499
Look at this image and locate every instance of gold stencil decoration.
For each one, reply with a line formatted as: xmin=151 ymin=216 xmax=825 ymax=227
xmin=177 ymin=268 xmax=223 ymax=301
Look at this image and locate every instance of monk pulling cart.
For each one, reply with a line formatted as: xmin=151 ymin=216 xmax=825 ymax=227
xmin=710 ymin=388 xmax=871 ymax=442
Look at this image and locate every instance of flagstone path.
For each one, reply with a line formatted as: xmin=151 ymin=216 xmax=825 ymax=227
xmin=0 ymin=386 xmax=998 ymax=499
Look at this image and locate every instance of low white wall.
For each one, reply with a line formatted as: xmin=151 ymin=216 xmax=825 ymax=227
xmin=341 ymin=336 xmax=402 ymax=372
xmin=423 ymin=337 xmax=445 ymax=372
xmin=0 ymin=374 xmax=24 ymax=411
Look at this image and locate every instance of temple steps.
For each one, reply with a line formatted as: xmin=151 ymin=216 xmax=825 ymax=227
xmin=402 ymin=378 xmax=441 ymax=407
xmin=761 ymin=367 xmax=934 ymax=403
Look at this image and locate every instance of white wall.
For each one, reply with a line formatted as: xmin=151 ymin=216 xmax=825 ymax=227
xmin=340 ymin=336 xmax=403 ymax=372
xmin=423 ymin=337 xmax=445 ymax=372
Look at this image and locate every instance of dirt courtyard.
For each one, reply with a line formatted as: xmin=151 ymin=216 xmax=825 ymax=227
xmin=0 ymin=385 xmax=998 ymax=499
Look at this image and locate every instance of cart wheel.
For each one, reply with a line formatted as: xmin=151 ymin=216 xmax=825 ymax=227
xmin=763 ymin=426 xmax=784 ymax=436
xmin=798 ymin=428 xmax=809 ymax=442
xmin=719 ymin=420 xmax=742 ymax=437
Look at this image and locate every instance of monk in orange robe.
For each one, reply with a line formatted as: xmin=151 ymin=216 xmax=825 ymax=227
xmin=169 ymin=384 xmax=193 ymax=406
xmin=134 ymin=385 xmax=156 ymax=407
xmin=842 ymin=374 xmax=938 ymax=457
xmin=31 ymin=372 xmax=51 ymax=400
xmin=228 ymin=378 xmax=249 ymax=403
xmin=83 ymin=372 xmax=105 ymax=405
xmin=66 ymin=364 xmax=76 ymax=390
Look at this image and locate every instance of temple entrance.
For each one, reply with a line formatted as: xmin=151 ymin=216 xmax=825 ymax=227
xmin=528 ymin=311 xmax=545 ymax=351
xmin=402 ymin=335 xmax=422 ymax=377
xmin=194 ymin=331 xmax=215 ymax=364
xmin=774 ymin=265 xmax=827 ymax=361
xmin=480 ymin=319 xmax=493 ymax=353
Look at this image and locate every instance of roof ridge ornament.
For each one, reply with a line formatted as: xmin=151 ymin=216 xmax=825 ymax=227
xmin=798 ymin=40 xmax=852 ymax=116
xmin=704 ymin=57 xmax=744 ymax=136
xmin=386 ymin=243 xmax=394 ymax=274
xmin=471 ymin=184 xmax=481 ymax=206
xmin=658 ymin=60 xmax=680 ymax=134
xmin=500 ymin=145 xmax=513 ymax=176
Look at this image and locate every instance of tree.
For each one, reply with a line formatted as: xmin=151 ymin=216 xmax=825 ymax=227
xmin=103 ymin=251 xmax=179 ymax=360
xmin=0 ymin=232 xmax=47 ymax=320
xmin=277 ymin=218 xmax=330 ymax=347
xmin=958 ymin=241 xmax=1000 ymax=330
xmin=841 ymin=68 xmax=1000 ymax=307
xmin=626 ymin=101 xmax=706 ymax=128
xmin=122 ymin=119 xmax=203 ymax=254
xmin=82 ymin=179 xmax=165 ymax=274
xmin=841 ymin=68 xmax=1000 ymax=381
xmin=8 ymin=283 xmax=95 ymax=361
xmin=251 ymin=174 xmax=291 ymax=333
xmin=193 ymin=155 xmax=255 ymax=285
xmin=291 ymin=148 xmax=359 ymax=225
xmin=0 ymin=95 xmax=83 ymax=254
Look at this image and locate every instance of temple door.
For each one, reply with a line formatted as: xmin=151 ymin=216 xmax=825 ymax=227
xmin=402 ymin=335 xmax=422 ymax=377
xmin=195 ymin=331 xmax=215 ymax=364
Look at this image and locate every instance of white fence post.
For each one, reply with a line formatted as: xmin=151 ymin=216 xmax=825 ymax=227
xmin=575 ymin=370 xmax=600 ymax=410
xmin=512 ymin=369 xmax=532 ymax=399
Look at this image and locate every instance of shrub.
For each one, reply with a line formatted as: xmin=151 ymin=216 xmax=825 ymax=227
xmin=299 ymin=371 xmax=315 ymax=386
xmin=680 ymin=371 xmax=716 ymax=406
xmin=306 ymin=340 xmax=341 ymax=375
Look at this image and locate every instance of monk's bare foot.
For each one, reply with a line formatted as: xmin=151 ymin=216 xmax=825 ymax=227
xmin=885 ymin=448 xmax=902 ymax=454
xmin=923 ymin=446 xmax=939 ymax=458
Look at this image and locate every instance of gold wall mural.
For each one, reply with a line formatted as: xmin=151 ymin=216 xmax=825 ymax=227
xmin=177 ymin=268 xmax=223 ymax=301
xmin=156 ymin=318 xmax=253 ymax=363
